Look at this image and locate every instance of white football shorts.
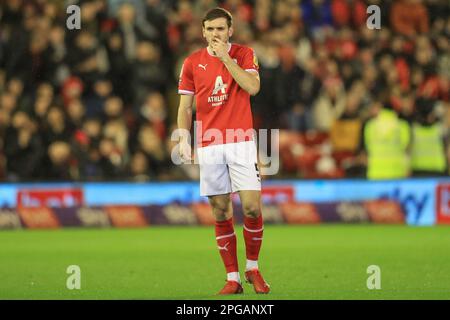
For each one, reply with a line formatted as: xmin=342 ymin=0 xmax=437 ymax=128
xmin=196 ymin=140 xmax=261 ymax=196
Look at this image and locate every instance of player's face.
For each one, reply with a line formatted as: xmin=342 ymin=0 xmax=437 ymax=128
xmin=202 ymin=17 xmax=233 ymax=46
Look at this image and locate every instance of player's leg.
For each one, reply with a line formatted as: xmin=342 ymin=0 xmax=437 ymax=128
xmin=197 ymin=144 xmax=242 ymax=294
xmin=226 ymin=141 xmax=270 ymax=293
xmin=239 ymin=190 xmax=264 ymax=270
xmin=208 ymin=194 xmax=243 ymax=294
xmin=238 ymin=190 xmax=269 ymax=293
xmin=225 ymin=142 xmax=264 ymax=271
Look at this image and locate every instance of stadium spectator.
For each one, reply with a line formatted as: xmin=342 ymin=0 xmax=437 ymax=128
xmin=104 ymin=31 xmax=130 ymax=101
xmin=45 ymin=141 xmax=76 ymax=181
xmin=65 ymin=30 xmax=107 ymax=89
xmin=75 ymin=117 xmax=104 ymax=180
xmin=81 ymin=117 xmax=103 ymax=147
xmin=98 ymin=136 xmax=125 ymax=179
xmin=66 ymin=99 xmax=86 ymax=132
xmin=137 ymin=124 xmax=171 ymax=179
xmin=48 ymin=25 xmax=68 ymax=85
xmin=145 ymin=0 xmax=172 ymax=53
xmin=331 ymin=0 xmax=366 ymax=29
xmin=128 ymin=150 xmax=151 ymax=182
xmin=6 ymin=78 xmax=28 ymax=111
xmin=61 ymin=76 xmax=84 ymax=108
xmin=312 ymin=76 xmax=346 ymax=131
xmin=83 ymin=77 xmax=113 ymax=117
xmin=301 ymin=0 xmax=333 ymax=38
xmin=137 ymin=91 xmax=168 ymax=140
xmin=3 ymin=111 xmax=44 ymax=181
xmin=250 ymin=39 xmax=284 ymax=130
xmin=112 ymin=2 xmax=156 ymax=61
xmin=131 ymin=41 xmax=170 ymax=106
xmin=103 ymin=119 xmax=129 ymax=161
xmin=0 ymin=106 xmax=10 ymax=134
xmin=102 ymin=95 xmax=123 ymax=121
xmin=43 ymin=106 xmax=72 ymax=147
xmin=0 ymin=92 xmax=18 ymax=115
xmin=390 ymin=0 xmax=430 ymax=37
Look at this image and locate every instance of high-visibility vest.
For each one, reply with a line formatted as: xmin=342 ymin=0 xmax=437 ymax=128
xmin=411 ymin=123 xmax=446 ymax=173
xmin=364 ymin=109 xmax=410 ymax=179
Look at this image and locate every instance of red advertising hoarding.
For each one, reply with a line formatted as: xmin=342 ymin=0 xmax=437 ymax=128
xmin=105 ymin=206 xmax=148 ymax=228
xmin=364 ymin=200 xmax=405 ymax=224
xmin=17 ymin=188 xmax=84 ymax=208
xmin=279 ymin=202 xmax=321 ymax=224
xmin=17 ymin=207 xmax=60 ymax=229
xmin=437 ymin=184 xmax=450 ymax=225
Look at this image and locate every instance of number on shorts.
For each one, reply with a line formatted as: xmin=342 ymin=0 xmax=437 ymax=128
xmin=255 ymin=163 xmax=260 ymax=181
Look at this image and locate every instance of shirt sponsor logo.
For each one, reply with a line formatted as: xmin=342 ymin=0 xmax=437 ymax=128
xmin=209 ymin=75 xmax=228 ymax=107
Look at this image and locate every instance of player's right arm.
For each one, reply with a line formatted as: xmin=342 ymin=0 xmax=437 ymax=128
xmin=177 ymin=94 xmax=194 ymax=162
xmin=177 ymin=57 xmax=196 ymax=162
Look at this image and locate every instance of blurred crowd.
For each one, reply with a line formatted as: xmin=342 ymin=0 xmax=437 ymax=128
xmin=0 ymin=0 xmax=449 ymax=182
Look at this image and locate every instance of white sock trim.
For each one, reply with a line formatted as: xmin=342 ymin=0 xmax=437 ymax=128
xmin=246 ymin=260 xmax=258 ymax=271
xmin=227 ymin=272 xmax=241 ymax=283
xmin=216 ymin=232 xmax=235 ymax=240
xmin=243 ymin=225 xmax=264 ymax=233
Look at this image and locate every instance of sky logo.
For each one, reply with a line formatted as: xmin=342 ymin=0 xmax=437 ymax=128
xmin=379 ymin=187 xmax=429 ymax=225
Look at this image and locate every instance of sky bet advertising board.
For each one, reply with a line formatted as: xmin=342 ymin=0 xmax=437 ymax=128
xmin=0 ymin=178 xmax=449 ymax=226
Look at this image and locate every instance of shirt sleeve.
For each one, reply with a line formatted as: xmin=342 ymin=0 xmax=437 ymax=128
xmin=242 ymin=47 xmax=259 ymax=74
xmin=178 ymin=57 xmax=195 ymax=95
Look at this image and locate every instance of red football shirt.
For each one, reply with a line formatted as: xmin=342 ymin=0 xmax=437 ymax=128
xmin=178 ymin=43 xmax=259 ymax=147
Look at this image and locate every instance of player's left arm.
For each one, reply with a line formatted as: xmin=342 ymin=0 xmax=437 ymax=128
xmin=211 ymin=39 xmax=260 ymax=96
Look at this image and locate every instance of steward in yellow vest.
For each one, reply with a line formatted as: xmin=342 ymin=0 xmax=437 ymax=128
xmin=363 ymin=107 xmax=411 ymax=179
xmin=411 ymin=112 xmax=447 ymax=177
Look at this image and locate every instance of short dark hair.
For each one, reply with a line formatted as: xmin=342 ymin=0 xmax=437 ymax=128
xmin=202 ymin=7 xmax=233 ymax=28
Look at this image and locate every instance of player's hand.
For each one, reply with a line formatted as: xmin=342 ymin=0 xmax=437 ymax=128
xmin=179 ymin=140 xmax=192 ymax=163
xmin=210 ymin=37 xmax=229 ymax=61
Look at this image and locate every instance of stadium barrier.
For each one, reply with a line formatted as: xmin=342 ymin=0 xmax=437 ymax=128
xmin=0 ymin=178 xmax=449 ymax=229
xmin=0 ymin=200 xmax=406 ymax=229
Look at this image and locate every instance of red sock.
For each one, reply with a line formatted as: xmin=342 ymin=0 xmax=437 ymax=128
xmin=215 ymin=218 xmax=238 ymax=273
xmin=243 ymin=214 xmax=264 ymax=261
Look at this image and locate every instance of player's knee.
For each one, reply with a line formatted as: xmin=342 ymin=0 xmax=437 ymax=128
xmin=242 ymin=204 xmax=260 ymax=218
xmin=210 ymin=200 xmax=232 ymax=220
xmin=214 ymin=211 xmax=232 ymax=221
xmin=212 ymin=207 xmax=232 ymax=221
xmin=210 ymin=199 xmax=228 ymax=212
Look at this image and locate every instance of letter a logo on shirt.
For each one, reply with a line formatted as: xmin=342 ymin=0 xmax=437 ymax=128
xmin=212 ymin=76 xmax=227 ymax=95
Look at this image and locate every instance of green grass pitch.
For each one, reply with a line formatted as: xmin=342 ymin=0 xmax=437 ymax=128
xmin=0 ymin=225 xmax=449 ymax=300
